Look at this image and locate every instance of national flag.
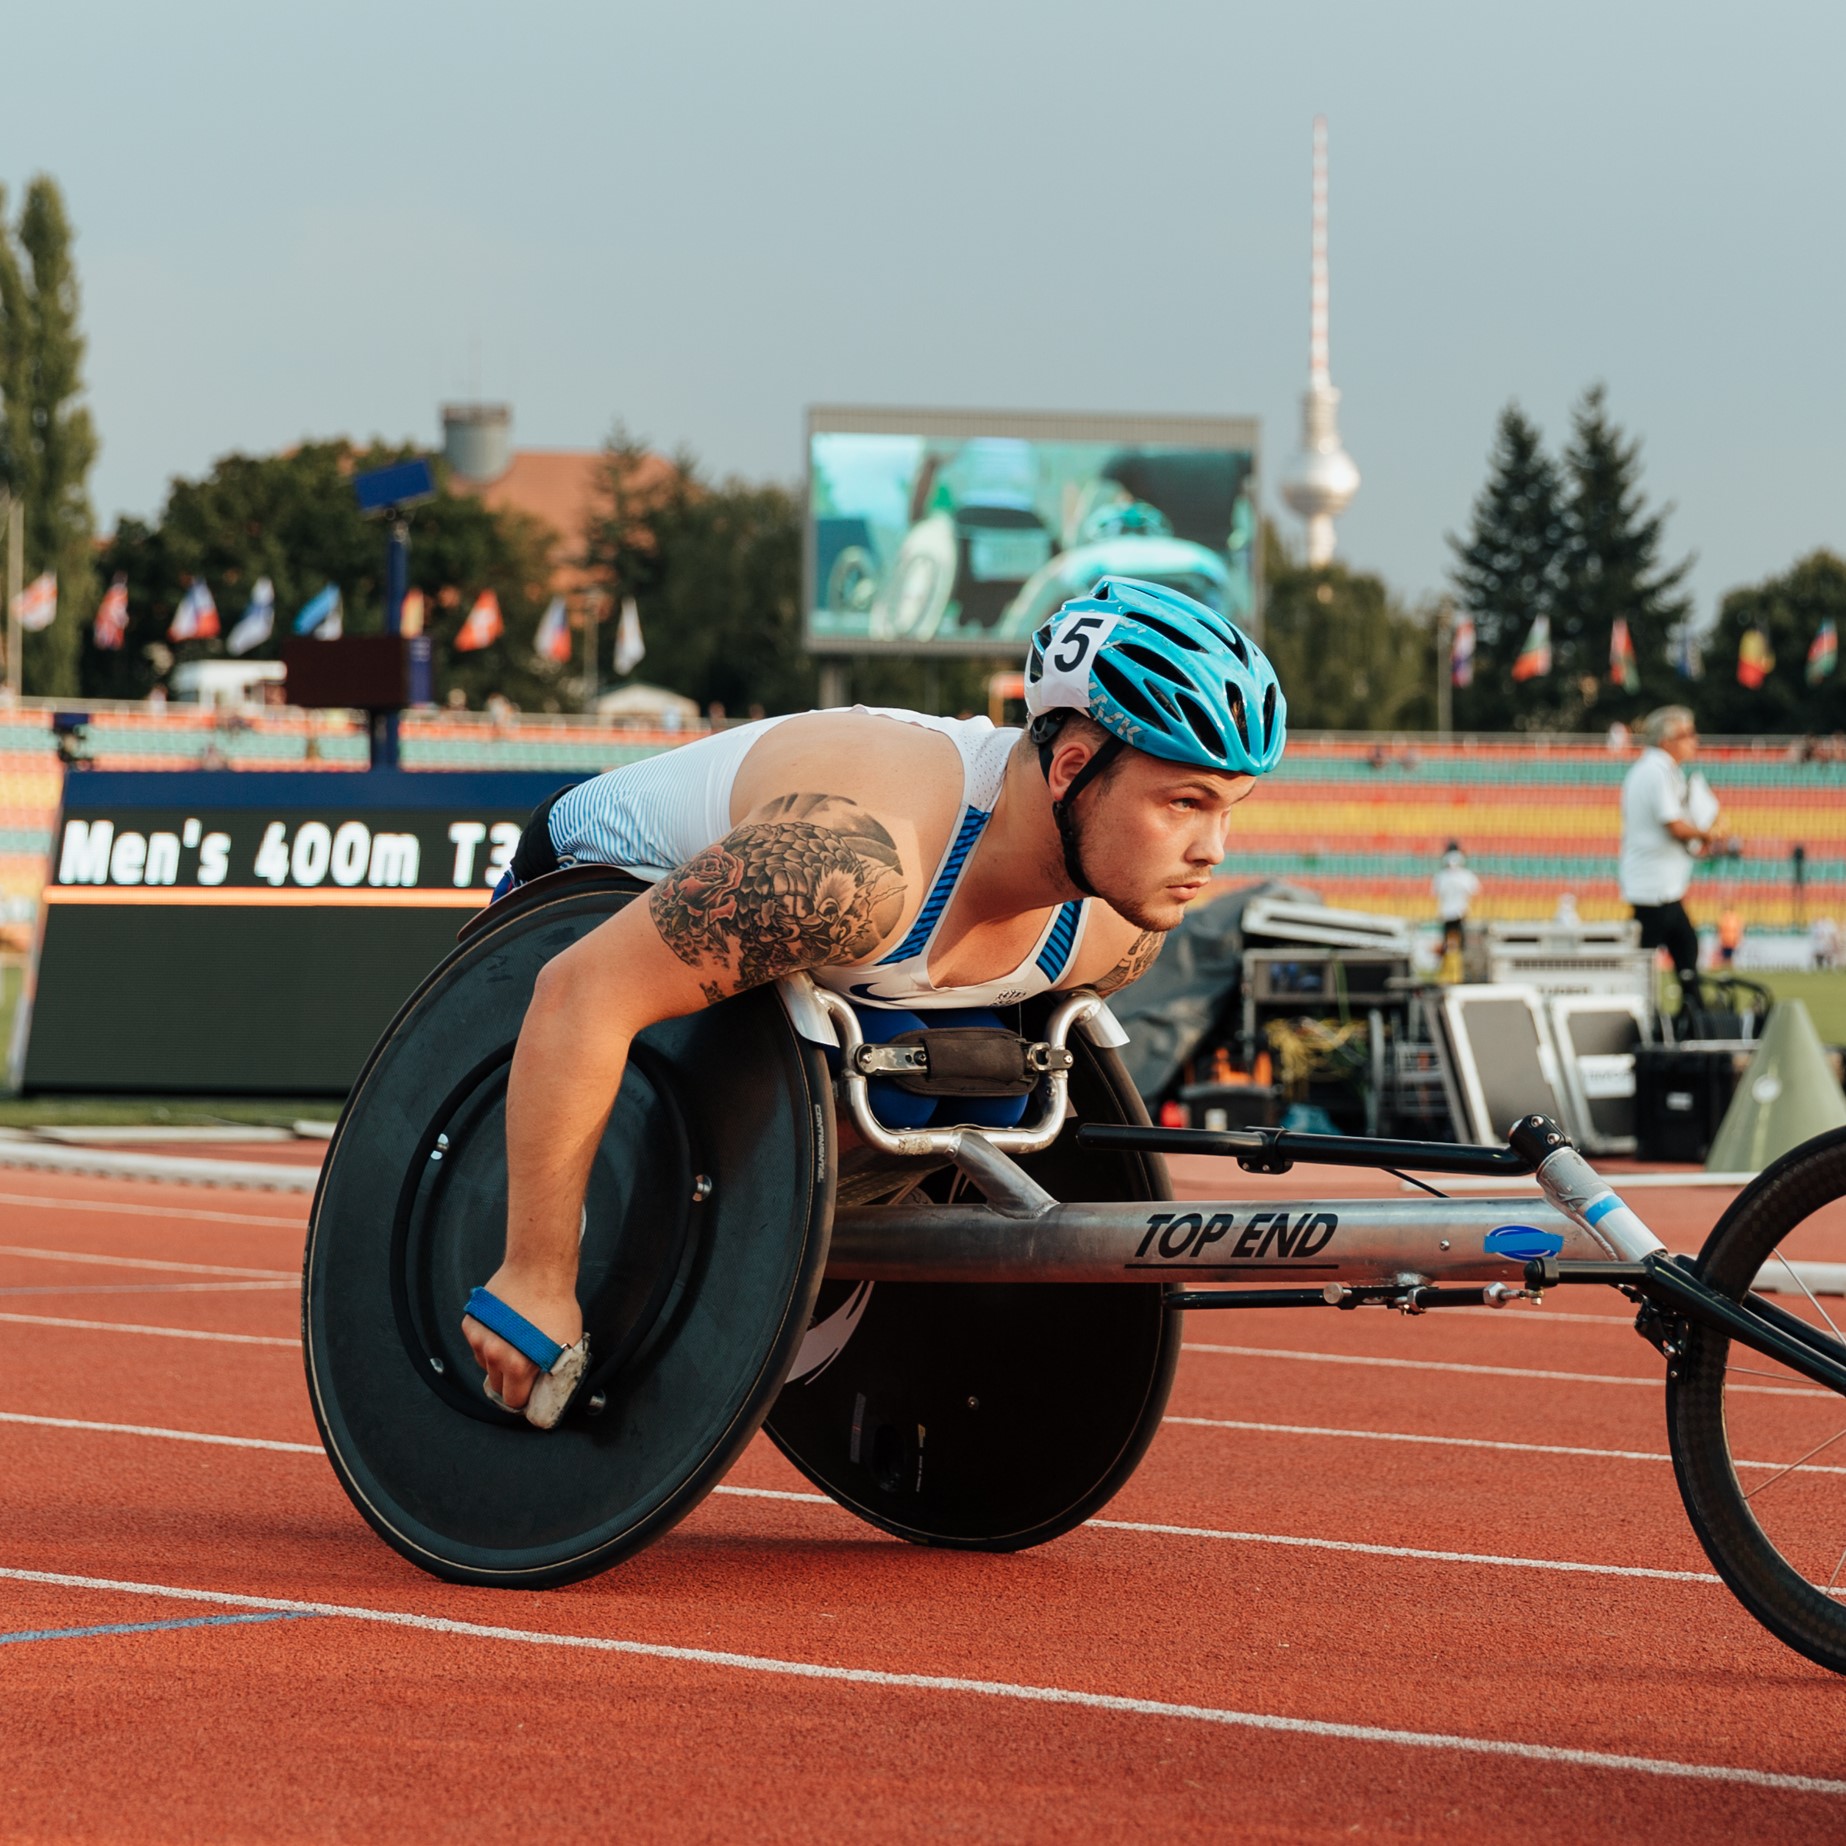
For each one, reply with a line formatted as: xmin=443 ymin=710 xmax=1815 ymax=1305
xmin=1807 ymin=619 xmax=1838 ymax=687
xmin=455 ymin=590 xmax=504 ymax=653
xmin=92 ymin=576 xmax=129 ymax=651
xmin=1609 ymin=616 xmax=1637 ymax=691
xmin=167 ymin=580 xmax=219 ymax=642
xmin=293 ymin=584 xmax=342 ymax=638
xmin=1672 ymin=623 xmax=1703 ymax=680
xmin=1449 ymin=611 xmax=1475 ymax=689
xmin=12 ymin=572 xmax=57 ymax=633
xmin=1510 ymin=613 xmax=1551 ymax=682
xmin=399 ymin=588 xmax=425 ymax=638
xmin=226 ymin=577 xmax=276 ymax=656
xmin=614 ymin=596 xmax=645 ymax=676
xmin=534 ymin=595 xmax=571 ymax=665
xmin=1737 ymin=626 xmax=1775 ymax=690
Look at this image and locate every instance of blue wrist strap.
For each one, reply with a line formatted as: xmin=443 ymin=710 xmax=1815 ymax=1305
xmin=462 ymin=1287 xmax=565 ymax=1372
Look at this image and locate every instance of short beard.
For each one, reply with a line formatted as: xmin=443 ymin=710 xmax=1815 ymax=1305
xmin=1055 ymin=805 xmax=1173 ymax=933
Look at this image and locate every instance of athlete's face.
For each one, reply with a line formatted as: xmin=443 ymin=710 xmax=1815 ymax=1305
xmin=1072 ymin=752 xmax=1255 ymax=930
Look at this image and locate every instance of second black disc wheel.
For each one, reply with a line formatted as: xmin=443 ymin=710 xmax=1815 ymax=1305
xmin=1666 ymin=1125 xmax=1846 ymax=1674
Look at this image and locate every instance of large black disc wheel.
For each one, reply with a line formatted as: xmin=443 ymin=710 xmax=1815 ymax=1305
xmin=1666 ymin=1125 xmax=1846 ymax=1673
xmin=303 ymin=869 xmax=836 ymax=1588
xmin=765 ymin=1012 xmax=1180 ymax=1551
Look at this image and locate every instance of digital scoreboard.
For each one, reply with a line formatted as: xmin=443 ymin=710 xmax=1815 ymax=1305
xmin=17 ymin=769 xmax=578 ymax=1095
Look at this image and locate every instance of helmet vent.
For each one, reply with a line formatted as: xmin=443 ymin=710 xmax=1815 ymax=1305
xmin=1130 ymin=611 xmax=1207 ymax=653
xmin=1174 ymin=690 xmax=1227 ymax=761
xmin=1261 ymin=684 xmax=1278 ymax=751
xmin=1093 ymin=657 xmax=1169 ymax=730
xmin=1224 ymin=683 xmax=1251 ymax=756
xmin=1116 ymin=641 xmax=1179 ymax=679
xmin=1224 ymin=625 xmax=1250 ymax=668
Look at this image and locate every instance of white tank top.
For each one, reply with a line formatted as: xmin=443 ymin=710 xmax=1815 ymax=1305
xmin=545 ymin=707 xmax=1092 ymax=1011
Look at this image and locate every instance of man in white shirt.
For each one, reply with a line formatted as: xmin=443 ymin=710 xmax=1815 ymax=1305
xmin=1620 ymin=705 xmax=1722 ymax=1018
xmin=1432 ymin=842 xmax=1480 ymax=981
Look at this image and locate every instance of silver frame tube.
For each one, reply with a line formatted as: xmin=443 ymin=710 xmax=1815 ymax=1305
xmin=824 ymin=1129 xmax=1667 ymax=1288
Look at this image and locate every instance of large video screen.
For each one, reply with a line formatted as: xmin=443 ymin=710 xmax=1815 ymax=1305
xmin=806 ymin=408 xmax=1259 ymax=656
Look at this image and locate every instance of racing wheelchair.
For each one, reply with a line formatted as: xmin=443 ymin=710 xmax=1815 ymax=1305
xmin=304 ymin=870 xmax=1846 ymax=1677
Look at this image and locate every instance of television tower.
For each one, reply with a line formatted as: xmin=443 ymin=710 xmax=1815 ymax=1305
xmin=1281 ymin=115 xmax=1360 ymax=567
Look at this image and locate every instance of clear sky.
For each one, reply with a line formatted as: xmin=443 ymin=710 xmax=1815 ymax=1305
xmin=10 ymin=0 xmax=1843 ymax=625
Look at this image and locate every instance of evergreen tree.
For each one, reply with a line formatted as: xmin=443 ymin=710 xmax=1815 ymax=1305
xmin=1446 ymin=404 xmax=1566 ymax=729
xmin=1556 ymin=382 xmax=1692 ymax=726
xmin=1263 ymin=521 xmax=1436 ymax=731
xmin=0 ymin=177 xmax=96 ymax=696
xmin=1688 ymin=550 xmax=1846 ymax=737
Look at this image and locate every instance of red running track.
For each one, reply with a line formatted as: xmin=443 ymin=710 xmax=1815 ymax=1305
xmin=1 ymin=1156 xmax=1843 ymax=1842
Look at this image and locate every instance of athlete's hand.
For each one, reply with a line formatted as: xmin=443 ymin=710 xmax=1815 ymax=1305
xmin=461 ymin=1266 xmax=583 ymax=1410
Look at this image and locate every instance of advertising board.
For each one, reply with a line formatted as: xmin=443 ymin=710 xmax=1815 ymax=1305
xmin=807 ymin=407 xmax=1259 ymax=656
xmin=18 ymin=770 xmax=572 ymax=1094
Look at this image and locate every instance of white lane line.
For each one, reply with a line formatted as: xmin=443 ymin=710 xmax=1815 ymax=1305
xmin=1085 ymin=1519 xmax=1722 ymax=1584
xmin=0 ymin=1281 xmax=296 ymax=1297
xmin=1165 ymin=1416 xmax=1846 ymax=1476
xmin=0 ymin=1246 xmax=294 ymax=1280
xmin=1182 ymin=1342 xmax=1826 ymax=1401
xmin=0 ymin=1566 xmax=1836 ymax=1796
xmin=0 ymin=1312 xmax=297 ymax=1347
xmin=0 ymin=1190 xmax=304 ymax=1229
xmin=0 ymin=1412 xmax=320 ymax=1453
xmin=0 ymin=1414 xmax=1778 ymax=1594
xmin=713 ymin=1487 xmax=1724 ymax=1588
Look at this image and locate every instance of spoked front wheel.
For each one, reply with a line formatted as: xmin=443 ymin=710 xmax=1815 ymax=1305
xmin=1667 ymin=1126 xmax=1846 ymax=1673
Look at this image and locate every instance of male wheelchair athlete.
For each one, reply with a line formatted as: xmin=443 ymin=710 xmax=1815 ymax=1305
xmin=305 ymin=869 xmax=1846 ymax=1677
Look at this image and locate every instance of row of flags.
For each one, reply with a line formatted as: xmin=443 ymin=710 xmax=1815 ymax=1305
xmin=36 ymin=573 xmax=648 ymax=675
xmin=1449 ymin=611 xmax=1840 ymax=691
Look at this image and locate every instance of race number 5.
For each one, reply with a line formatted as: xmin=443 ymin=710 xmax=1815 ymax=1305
xmin=1051 ymin=615 xmax=1107 ymax=673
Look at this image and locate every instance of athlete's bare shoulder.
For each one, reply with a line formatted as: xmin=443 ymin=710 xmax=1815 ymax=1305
xmin=729 ymin=709 xmax=964 ymax=831
xmin=1064 ymin=906 xmax=1166 ymax=999
xmin=645 ymin=712 xmax=973 ymax=1002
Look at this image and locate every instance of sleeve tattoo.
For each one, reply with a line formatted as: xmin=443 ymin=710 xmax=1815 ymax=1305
xmin=648 ymin=793 xmax=908 ymax=997
xmin=1090 ymin=929 xmax=1163 ymax=997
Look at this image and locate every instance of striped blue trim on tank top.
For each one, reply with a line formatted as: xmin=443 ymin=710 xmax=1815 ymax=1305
xmin=1034 ymin=901 xmax=1084 ymax=981
xmin=876 ymin=807 xmax=990 ymax=965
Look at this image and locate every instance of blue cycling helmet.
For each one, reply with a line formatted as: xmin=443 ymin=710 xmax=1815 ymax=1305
xmin=1024 ymin=575 xmax=1287 ymax=776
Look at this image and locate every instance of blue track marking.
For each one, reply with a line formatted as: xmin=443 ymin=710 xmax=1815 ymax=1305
xmin=0 ymin=1611 xmax=312 ymax=1646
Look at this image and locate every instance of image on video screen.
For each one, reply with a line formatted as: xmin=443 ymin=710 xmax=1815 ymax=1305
xmin=808 ymin=427 xmax=1257 ymax=653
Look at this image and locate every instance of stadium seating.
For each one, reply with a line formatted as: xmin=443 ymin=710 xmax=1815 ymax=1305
xmin=2 ymin=715 xmax=1839 ymax=937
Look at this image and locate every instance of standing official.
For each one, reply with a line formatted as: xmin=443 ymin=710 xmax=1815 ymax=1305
xmin=1620 ymin=706 xmax=1723 ymax=1024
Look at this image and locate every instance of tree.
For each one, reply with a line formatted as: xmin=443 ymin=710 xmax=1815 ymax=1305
xmin=1446 ymin=404 xmax=1566 ymax=729
xmin=0 ymin=177 xmax=97 ymax=696
xmin=1556 ymin=382 xmax=1692 ymax=726
xmin=94 ymin=442 xmax=560 ymax=707
xmin=1688 ymin=551 xmax=1846 ymax=737
xmin=1262 ymin=522 xmax=1437 ymax=731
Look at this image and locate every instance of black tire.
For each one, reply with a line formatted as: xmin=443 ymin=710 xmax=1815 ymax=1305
xmin=303 ymin=870 xmax=836 ymax=1588
xmin=765 ymin=1012 xmax=1180 ymax=1551
xmin=1666 ymin=1125 xmax=1846 ymax=1673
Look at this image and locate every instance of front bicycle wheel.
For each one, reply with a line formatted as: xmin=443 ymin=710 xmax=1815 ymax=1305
xmin=1666 ymin=1126 xmax=1846 ymax=1673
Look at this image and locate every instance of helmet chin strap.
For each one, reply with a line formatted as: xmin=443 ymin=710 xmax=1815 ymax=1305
xmin=1037 ymin=725 xmax=1124 ymax=900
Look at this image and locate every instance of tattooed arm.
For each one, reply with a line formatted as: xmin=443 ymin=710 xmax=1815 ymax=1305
xmin=648 ymin=793 xmax=909 ymax=1001
xmin=465 ymin=791 xmax=914 ymax=1410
